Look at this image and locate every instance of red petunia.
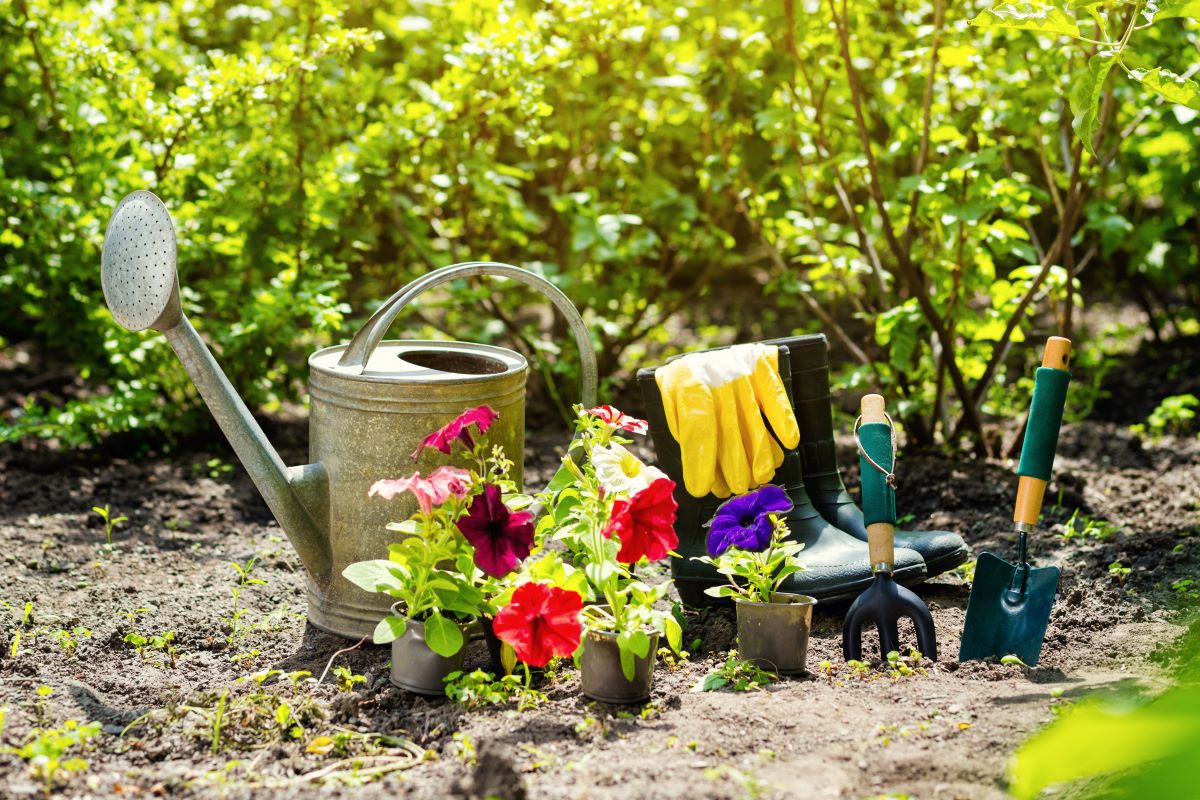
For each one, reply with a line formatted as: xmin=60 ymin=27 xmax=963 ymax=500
xmin=457 ymin=484 xmax=535 ymax=577
xmin=601 ymin=476 xmax=679 ymax=563
xmin=586 ymin=404 xmax=648 ymax=436
xmin=411 ymin=405 xmax=499 ymax=461
xmin=491 ymin=582 xmax=583 ymax=667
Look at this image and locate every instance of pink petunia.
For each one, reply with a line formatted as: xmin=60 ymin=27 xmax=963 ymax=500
xmin=369 ymin=466 xmax=472 ymax=515
xmin=410 ymin=405 xmax=499 ymax=461
xmin=586 ymin=404 xmax=648 ymax=435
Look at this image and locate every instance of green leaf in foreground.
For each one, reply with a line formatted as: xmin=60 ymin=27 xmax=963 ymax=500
xmin=1008 ymin=686 xmax=1200 ymax=800
xmin=1069 ymin=52 xmax=1117 ymax=155
xmin=970 ymin=3 xmax=1081 ymax=38
xmin=1131 ymin=67 xmax=1200 ymax=111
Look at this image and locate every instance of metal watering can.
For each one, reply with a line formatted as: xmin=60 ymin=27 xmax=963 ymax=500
xmin=100 ymin=190 xmax=597 ymax=638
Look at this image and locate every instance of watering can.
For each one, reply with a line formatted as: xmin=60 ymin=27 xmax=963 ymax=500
xmin=100 ymin=190 xmax=597 ymax=638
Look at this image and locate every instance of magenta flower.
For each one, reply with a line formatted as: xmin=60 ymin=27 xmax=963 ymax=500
xmin=586 ymin=404 xmax=648 ymax=435
xmin=369 ymin=466 xmax=472 ymax=514
xmin=410 ymin=405 xmax=499 ymax=461
xmin=457 ymin=484 xmax=534 ymax=577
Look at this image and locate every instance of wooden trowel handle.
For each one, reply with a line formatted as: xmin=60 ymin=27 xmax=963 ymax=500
xmin=1014 ymin=337 xmax=1072 ymax=527
xmin=861 ymin=394 xmax=895 ymax=566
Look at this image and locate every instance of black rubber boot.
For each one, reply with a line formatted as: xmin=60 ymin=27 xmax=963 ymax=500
xmin=636 ymin=347 xmax=927 ymax=607
xmin=764 ymin=334 xmax=970 ymax=580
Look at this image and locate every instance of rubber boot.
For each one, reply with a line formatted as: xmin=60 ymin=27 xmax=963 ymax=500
xmin=764 ymin=334 xmax=970 ymax=579
xmin=636 ymin=347 xmax=927 ymax=607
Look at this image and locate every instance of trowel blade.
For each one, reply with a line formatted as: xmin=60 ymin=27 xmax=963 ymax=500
xmin=959 ymin=550 xmax=1061 ymax=666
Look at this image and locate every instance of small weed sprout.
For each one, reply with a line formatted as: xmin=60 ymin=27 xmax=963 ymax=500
xmin=4 ymin=600 xmax=34 ymax=657
xmin=0 ymin=712 xmax=102 ymax=795
xmin=885 ymin=649 xmax=927 ymax=678
xmin=1108 ymin=561 xmax=1132 ymax=585
xmin=91 ymin=504 xmax=128 ymax=550
xmin=332 ymin=666 xmax=366 ymax=693
xmin=122 ymin=608 xmax=178 ymax=667
xmin=693 ymin=650 xmax=779 ymax=692
xmin=657 ymin=645 xmax=690 ymax=671
xmin=1059 ymin=509 xmax=1120 ymax=541
xmin=1130 ymin=394 xmax=1198 ymax=441
xmin=51 ymin=627 xmax=91 ymax=658
xmin=444 ymin=669 xmax=547 ymax=711
xmin=1171 ymin=578 xmax=1199 ymax=601
xmin=225 ymin=557 xmax=267 ymax=647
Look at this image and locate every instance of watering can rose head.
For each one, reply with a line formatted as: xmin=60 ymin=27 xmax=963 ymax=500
xmin=411 ymin=405 xmax=498 ymax=461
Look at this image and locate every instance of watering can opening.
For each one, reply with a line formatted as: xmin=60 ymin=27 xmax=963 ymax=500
xmin=398 ymin=349 xmax=511 ymax=376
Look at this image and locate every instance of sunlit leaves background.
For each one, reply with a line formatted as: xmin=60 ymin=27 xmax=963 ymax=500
xmin=0 ymin=0 xmax=1197 ymax=447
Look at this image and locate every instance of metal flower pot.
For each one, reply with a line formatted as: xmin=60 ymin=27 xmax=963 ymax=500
xmin=390 ymin=612 xmax=473 ymax=696
xmin=100 ymin=193 xmax=598 ymax=640
xmin=735 ymin=592 xmax=817 ymax=675
xmin=580 ymin=629 xmax=659 ymax=704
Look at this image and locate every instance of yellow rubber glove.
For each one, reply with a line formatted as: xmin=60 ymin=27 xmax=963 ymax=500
xmin=656 ymin=344 xmax=800 ymax=498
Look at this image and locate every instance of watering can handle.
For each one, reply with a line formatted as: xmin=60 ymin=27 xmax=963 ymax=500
xmin=336 ymin=261 xmax=598 ymax=407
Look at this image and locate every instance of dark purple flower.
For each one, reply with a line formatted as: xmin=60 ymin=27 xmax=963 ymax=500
xmin=457 ymin=484 xmax=534 ymax=577
xmin=705 ymin=485 xmax=793 ymax=557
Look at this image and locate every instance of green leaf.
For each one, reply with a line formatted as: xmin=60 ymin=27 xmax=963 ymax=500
xmin=1009 ymin=687 xmax=1200 ymax=800
xmin=663 ymin=614 xmax=683 ymax=654
xmin=703 ymin=585 xmax=744 ymax=598
xmin=342 ymin=560 xmax=403 ymax=593
xmin=1069 ymin=52 xmax=1117 ymax=155
xmin=372 ymin=615 xmax=406 ymax=644
xmin=422 ymin=612 xmax=464 ymax=657
xmin=1132 ymin=67 xmax=1200 ymax=111
xmin=1156 ymin=0 xmax=1200 ymax=19
xmin=970 ymin=3 xmax=1081 ymax=38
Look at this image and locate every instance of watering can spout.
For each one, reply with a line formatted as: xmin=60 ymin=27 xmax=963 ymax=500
xmin=100 ymin=191 xmax=333 ymax=582
xmin=163 ymin=319 xmax=334 ymax=581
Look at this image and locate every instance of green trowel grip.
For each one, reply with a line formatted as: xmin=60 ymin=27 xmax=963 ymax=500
xmin=858 ymin=422 xmax=896 ymax=526
xmin=1016 ymin=367 xmax=1072 ymax=482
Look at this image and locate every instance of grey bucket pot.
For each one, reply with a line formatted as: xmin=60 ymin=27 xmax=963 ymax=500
xmin=735 ymin=593 xmax=817 ymax=675
xmin=100 ymin=190 xmax=598 ymax=639
xmin=580 ymin=629 xmax=659 ymax=704
xmin=389 ymin=613 xmax=472 ymax=696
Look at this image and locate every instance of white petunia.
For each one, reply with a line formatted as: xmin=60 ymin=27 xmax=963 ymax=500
xmin=591 ymin=443 xmax=667 ymax=496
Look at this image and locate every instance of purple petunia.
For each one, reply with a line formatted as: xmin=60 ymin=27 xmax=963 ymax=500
xmin=457 ymin=483 xmax=535 ymax=577
xmin=705 ymin=485 xmax=793 ymax=557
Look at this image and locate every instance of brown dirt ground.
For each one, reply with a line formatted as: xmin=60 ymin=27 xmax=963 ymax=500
xmin=1 ymin=337 xmax=1198 ymax=800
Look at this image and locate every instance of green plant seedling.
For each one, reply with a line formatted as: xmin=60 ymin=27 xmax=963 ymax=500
xmin=51 ymin=627 xmax=91 ymax=658
xmin=331 ymin=666 xmax=366 ymax=692
xmin=1130 ymin=394 xmax=1198 ymax=441
xmin=1108 ymin=561 xmax=1132 ymax=586
xmin=0 ymin=718 xmax=102 ymax=795
xmin=444 ymin=668 xmax=547 ymax=710
xmin=225 ymin=557 xmax=267 ymax=647
xmin=693 ymin=650 xmax=779 ymax=692
xmin=91 ymin=504 xmax=128 ymax=549
xmin=1059 ymin=509 xmax=1120 ymax=541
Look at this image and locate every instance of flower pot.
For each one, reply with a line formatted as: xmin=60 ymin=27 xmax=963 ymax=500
xmin=735 ymin=593 xmax=817 ymax=675
xmin=389 ymin=610 xmax=472 ymax=696
xmin=480 ymin=615 xmax=505 ymax=673
xmin=580 ymin=628 xmax=659 ymax=703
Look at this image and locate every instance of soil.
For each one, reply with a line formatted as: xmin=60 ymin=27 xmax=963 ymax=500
xmin=1 ymin=336 xmax=1198 ymax=800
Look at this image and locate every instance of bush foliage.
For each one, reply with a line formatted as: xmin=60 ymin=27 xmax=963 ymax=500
xmin=1 ymin=0 xmax=1197 ymax=449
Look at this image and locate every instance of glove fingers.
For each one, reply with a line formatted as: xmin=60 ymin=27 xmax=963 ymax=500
xmin=751 ymin=346 xmax=801 ymax=450
xmin=657 ymin=362 xmax=718 ymax=497
xmin=711 ymin=463 xmax=730 ymax=499
xmin=731 ymin=375 xmax=777 ymax=487
xmin=710 ymin=381 xmax=752 ymax=494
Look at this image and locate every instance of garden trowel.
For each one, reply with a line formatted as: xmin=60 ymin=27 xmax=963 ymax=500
xmin=959 ymin=336 xmax=1072 ymax=666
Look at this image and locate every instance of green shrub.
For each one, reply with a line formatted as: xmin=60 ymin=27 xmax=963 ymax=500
xmin=1 ymin=0 xmax=1197 ymax=449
